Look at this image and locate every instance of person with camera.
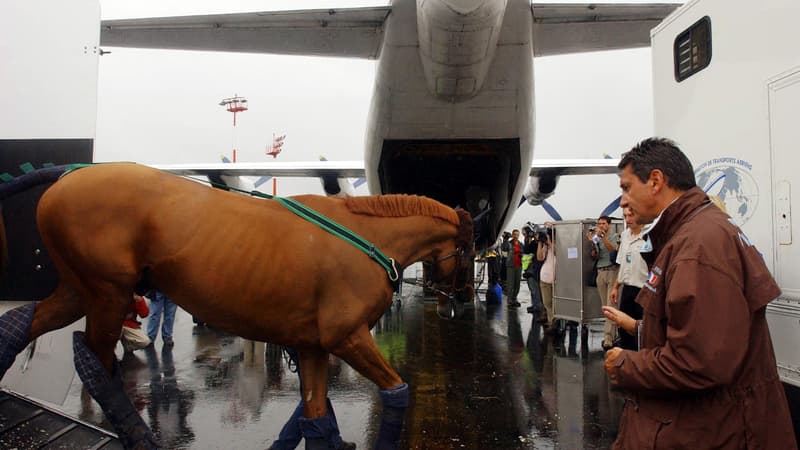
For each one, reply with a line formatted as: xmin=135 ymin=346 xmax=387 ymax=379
xmin=501 ymin=229 xmax=524 ymax=307
xmin=537 ymin=226 xmax=556 ymax=329
xmin=587 ymin=215 xmax=619 ymax=350
xmin=522 ymin=225 xmax=545 ymax=318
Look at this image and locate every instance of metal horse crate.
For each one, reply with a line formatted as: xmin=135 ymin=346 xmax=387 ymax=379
xmin=552 ymin=220 xmax=623 ymax=328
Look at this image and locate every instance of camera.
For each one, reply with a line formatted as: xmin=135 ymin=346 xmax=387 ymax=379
xmin=522 ymin=222 xmax=535 ymax=236
xmin=528 ymin=223 xmax=551 ymax=243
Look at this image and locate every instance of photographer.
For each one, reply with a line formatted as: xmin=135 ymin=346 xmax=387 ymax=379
xmin=522 ymin=224 xmax=544 ymax=318
xmin=586 ymin=215 xmax=619 ymax=350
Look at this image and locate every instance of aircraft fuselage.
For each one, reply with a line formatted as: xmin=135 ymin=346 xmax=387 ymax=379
xmin=365 ymin=0 xmax=534 ymax=248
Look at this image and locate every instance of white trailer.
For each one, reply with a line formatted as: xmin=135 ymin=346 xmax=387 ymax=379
xmin=0 ymin=0 xmax=99 ymax=300
xmin=651 ymin=0 xmax=800 ymax=388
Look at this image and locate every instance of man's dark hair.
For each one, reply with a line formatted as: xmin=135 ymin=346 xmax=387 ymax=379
xmin=598 ymin=215 xmax=611 ymax=224
xmin=618 ymin=137 xmax=696 ymax=190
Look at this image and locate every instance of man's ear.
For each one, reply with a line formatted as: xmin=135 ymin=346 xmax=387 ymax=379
xmin=649 ymin=169 xmax=667 ymax=194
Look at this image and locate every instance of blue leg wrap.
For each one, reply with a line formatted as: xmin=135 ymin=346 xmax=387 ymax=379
xmin=0 ymin=303 xmax=35 ymax=379
xmin=298 ymin=413 xmax=339 ymax=450
xmin=269 ymin=398 xmax=350 ymax=450
xmin=326 ymin=397 xmax=346 ymax=449
xmin=73 ymin=331 xmax=160 ymax=449
xmin=268 ymin=400 xmax=304 ymax=450
xmin=374 ymin=383 xmax=409 ymax=450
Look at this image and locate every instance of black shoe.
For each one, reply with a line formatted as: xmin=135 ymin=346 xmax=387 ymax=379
xmin=526 ymin=306 xmax=536 ymax=314
xmin=508 ymin=301 xmax=521 ymax=308
xmin=337 ymin=442 xmax=357 ymax=450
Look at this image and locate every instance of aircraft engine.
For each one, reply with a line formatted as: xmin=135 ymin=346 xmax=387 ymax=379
xmin=320 ymin=175 xmax=355 ymax=198
xmin=524 ymin=170 xmax=560 ymax=206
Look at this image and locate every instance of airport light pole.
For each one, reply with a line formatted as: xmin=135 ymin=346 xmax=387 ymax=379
xmin=266 ymin=133 xmax=286 ymax=195
xmin=219 ymin=95 xmax=248 ymax=162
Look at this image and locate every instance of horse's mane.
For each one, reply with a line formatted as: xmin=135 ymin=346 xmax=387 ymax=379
xmin=344 ymin=194 xmax=460 ymax=226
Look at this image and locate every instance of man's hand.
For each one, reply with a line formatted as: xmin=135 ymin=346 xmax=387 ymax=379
xmin=602 ymin=306 xmax=636 ymax=335
xmin=610 ymin=287 xmax=618 ymax=304
xmin=605 ymin=347 xmax=624 ymax=383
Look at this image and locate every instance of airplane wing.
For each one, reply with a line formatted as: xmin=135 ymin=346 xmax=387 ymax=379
xmin=530 ymin=158 xmax=620 ymax=176
xmin=525 ymin=159 xmax=622 ymax=219
xmin=100 ymin=7 xmax=391 ymax=59
xmin=531 ymin=3 xmax=681 ymax=56
xmin=153 ymin=158 xmax=617 ymax=180
xmin=153 ymin=158 xmax=619 ymax=183
xmin=151 ymin=161 xmax=366 ymax=179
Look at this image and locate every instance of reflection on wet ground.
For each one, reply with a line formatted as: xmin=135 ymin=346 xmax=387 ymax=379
xmin=60 ymin=285 xmax=622 ymax=449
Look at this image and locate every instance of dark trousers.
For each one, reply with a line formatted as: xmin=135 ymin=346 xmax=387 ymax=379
xmin=506 ymin=266 xmax=522 ymax=301
xmin=526 ymin=277 xmax=544 ymax=312
xmin=486 ymin=256 xmax=499 ymax=284
xmin=618 ymin=284 xmax=643 ymax=350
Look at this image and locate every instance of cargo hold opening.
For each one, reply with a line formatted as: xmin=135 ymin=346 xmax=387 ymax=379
xmin=378 ymin=138 xmax=520 ymax=248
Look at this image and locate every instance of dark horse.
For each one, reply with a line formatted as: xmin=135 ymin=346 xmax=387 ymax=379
xmin=0 ymin=163 xmax=474 ymax=449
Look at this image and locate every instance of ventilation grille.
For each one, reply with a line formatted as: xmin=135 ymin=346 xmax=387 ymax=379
xmin=674 ymin=16 xmax=712 ymax=82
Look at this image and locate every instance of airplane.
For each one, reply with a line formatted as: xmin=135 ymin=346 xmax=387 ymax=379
xmin=100 ymin=0 xmax=680 ymax=249
xmin=0 ymin=1 xmax=675 ymax=437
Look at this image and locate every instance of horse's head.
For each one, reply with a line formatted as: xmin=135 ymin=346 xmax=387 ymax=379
xmin=426 ymin=208 xmax=475 ymax=319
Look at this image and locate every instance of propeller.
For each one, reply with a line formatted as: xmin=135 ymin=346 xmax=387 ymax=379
xmin=319 ymin=156 xmax=366 ymax=189
xmin=520 ymin=153 xmax=620 ymax=221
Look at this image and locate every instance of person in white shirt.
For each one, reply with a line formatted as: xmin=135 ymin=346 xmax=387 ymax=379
xmin=609 ymin=207 xmax=648 ymax=350
xmin=537 ymin=227 xmax=556 ymax=330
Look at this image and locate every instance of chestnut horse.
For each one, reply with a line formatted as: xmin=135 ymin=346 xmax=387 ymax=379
xmin=0 ymin=163 xmax=473 ymax=449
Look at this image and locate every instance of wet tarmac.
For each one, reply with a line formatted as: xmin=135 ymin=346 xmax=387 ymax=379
xmin=59 ymin=284 xmax=623 ymax=449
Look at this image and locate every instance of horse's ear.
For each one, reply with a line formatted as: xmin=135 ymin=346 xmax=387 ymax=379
xmin=454 ymin=208 xmax=473 ymax=249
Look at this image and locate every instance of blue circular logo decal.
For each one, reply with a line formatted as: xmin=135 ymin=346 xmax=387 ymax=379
xmin=695 ymin=158 xmax=759 ymax=226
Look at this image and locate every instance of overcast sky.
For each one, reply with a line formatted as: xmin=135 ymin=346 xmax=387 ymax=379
xmin=96 ymin=0 xmax=668 ymax=229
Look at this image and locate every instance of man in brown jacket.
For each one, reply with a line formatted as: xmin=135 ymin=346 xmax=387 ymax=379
xmin=603 ymin=138 xmax=796 ymax=449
